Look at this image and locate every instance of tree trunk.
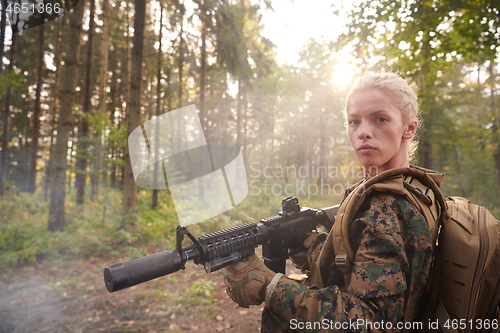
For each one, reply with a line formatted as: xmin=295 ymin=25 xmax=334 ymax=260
xmin=75 ymin=0 xmax=95 ymax=205
xmin=420 ymin=140 xmax=433 ymax=170
xmin=152 ymin=4 xmax=163 ymax=209
xmin=0 ymin=32 xmax=17 ymax=196
xmin=200 ymin=21 xmax=207 ymax=132
xmin=121 ymin=0 xmax=146 ymax=222
xmin=317 ymin=118 xmax=326 ymax=187
xmin=488 ymin=64 xmax=500 ymax=198
xmin=196 ymin=19 xmax=207 ymax=202
xmin=418 ymin=38 xmax=434 ymax=170
xmin=166 ymin=66 xmax=172 ymax=113
xmin=99 ymin=0 xmax=109 ymax=115
xmin=28 ymin=24 xmax=44 ymax=193
xmin=243 ymin=87 xmax=248 ymax=161
xmin=120 ymin=6 xmax=132 ymax=192
xmin=0 ymin=1 xmax=7 ymax=71
xmin=43 ymin=17 xmax=66 ymax=200
xmin=92 ymin=0 xmax=110 ymax=198
xmin=47 ymin=0 xmax=85 ymax=232
xmin=236 ymin=76 xmax=242 ymax=148
xmin=178 ymin=26 xmax=184 ymax=109
xmin=109 ymin=70 xmax=117 ymax=188
xmin=175 ymin=24 xmax=184 ymax=153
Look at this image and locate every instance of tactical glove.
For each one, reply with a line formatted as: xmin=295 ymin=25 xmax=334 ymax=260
xmin=222 ymin=254 xmax=282 ymax=308
xmin=289 ymin=230 xmax=320 ymax=269
xmin=289 ymin=228 xmax=328 ymax=272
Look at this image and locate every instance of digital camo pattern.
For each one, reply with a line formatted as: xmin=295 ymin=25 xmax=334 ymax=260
xmin=262 ymin=191 xmax=434 ymax=332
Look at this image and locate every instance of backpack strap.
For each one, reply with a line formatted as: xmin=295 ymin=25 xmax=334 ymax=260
xmin=436 ymin=299 xmax=459 ymax=333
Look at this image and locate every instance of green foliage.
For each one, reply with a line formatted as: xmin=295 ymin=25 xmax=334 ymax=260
xmin=0 ymin=70 xmax=24 ymax=91
xmin=135 ymin=190 xmax=179 ymax=247
xmin=0 ymin=187 xmax=181 ymax=269
xmin=0 ymin=192 xmax=53 ymax=268
xmin=178 ymin=278 xmax=217 ymax=305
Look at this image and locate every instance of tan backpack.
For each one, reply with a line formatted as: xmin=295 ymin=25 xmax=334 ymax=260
xmin=306 ymin=167 xmax=500 ymax=332
xmin=425 ymin=196 xmax=500 ymax=333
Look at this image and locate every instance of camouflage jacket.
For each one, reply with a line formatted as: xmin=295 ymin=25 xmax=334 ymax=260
xmin=261 ymin=167 xmax=444 ymax=332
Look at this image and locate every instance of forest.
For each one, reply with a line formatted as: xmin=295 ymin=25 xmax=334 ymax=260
xmin=0 ymin=0 xmax=499 ymax=332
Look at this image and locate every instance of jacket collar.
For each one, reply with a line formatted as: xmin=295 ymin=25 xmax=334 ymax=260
xmin=409 ymin=164 xmax=445 ymax=187
xmin=345 ymin=164 xmax=445 ymax=197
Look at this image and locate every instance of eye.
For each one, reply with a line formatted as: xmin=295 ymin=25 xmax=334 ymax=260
xmin=348 ymin=119 xmax=360 ymax=126
xmin=376 ymin=117 xmax=388 ymax=123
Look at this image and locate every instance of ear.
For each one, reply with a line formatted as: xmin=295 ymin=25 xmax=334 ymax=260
xmin=403 ymin=119 xmax=418 ymax=139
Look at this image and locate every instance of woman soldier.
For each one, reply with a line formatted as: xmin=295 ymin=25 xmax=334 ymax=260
xmin=222 ymin=72 xmax=444 ymax=332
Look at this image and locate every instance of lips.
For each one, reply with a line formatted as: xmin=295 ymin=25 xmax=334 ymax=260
xmin=357 ymin=144 xmax=377 ymax=153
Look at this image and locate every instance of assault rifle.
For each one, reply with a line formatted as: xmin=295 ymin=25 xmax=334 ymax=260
xmin=104 ymin=197 xmax=338 ymax=293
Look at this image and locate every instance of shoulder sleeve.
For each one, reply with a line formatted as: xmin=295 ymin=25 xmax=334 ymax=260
xmin=264 ymin=192 xmax=434 ymax=331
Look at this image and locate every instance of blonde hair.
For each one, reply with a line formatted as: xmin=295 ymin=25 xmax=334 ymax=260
xmin=345 ymin=71 xmax=420 ymax=159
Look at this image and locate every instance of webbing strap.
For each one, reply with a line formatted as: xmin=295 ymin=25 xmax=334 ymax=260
xmin=495 ymin=300 xmax=500 ymax=333
xmin=436 ymin=299 xmax=459 ymax=333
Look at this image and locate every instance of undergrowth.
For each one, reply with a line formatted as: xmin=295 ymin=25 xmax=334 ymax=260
xmin=0 ymin=187 xmax=178 ymax=270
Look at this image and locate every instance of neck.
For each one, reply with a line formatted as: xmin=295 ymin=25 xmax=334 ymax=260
xmin=363 ymin=160 xmax=410 ymax=178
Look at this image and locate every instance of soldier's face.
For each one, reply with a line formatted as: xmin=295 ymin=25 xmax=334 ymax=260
xmin=346 ymin=89 xmax=417 ymax=176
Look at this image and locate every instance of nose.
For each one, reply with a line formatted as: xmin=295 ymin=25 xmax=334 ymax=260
xmin=357 ymin=122 xmax=372 ymax=140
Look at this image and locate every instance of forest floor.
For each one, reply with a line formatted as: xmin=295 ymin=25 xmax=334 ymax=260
xmin=0 ymin=251 xmax=300 ymax=333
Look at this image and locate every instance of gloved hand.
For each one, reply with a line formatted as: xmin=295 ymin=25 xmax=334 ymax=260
xmin=289 ymin=228 xmax=327 ymax=271
xmin=289 ymin=230 xmax=321 ymax=269
xmin=222 ymin=254 xmax=279 ymax=308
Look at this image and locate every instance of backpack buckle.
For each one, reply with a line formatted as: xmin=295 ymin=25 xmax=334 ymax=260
xmin=403 ymin=181 xmax=432 ymax=206
xmin=335 ymin=255 xmax=348 ymax=267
